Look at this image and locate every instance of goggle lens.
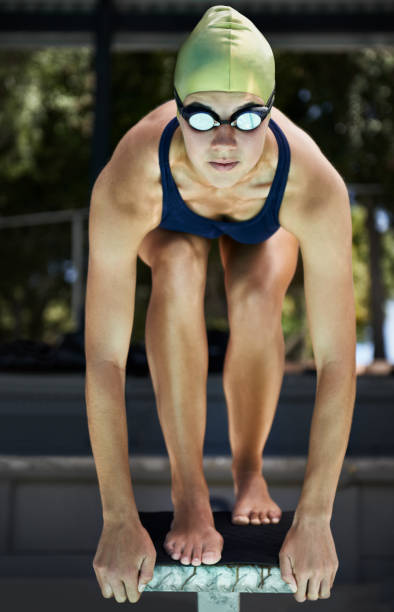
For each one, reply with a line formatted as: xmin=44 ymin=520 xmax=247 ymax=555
xmin=236 ymin=112 xmax=262 ymax=130
xmin=189 ymin=112 xmax=215 ymax=131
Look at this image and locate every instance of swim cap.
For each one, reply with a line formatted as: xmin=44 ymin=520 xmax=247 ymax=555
xmin=174 ymin=5 xmax=275 ymax=105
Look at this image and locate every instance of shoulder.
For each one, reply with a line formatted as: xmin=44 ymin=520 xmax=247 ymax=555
xmin=272 ymin=106 xmax=346 ymax=196
xmin=92 ymin=99 xmax=178 ymax=225
xmin=271 ymin=107 xmax=349 ymax=235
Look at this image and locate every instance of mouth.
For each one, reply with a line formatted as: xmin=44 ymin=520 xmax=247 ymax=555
xmin=209 ymin=161 xmax=239 ymax=171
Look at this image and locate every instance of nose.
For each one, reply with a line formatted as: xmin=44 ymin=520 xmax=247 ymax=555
xmin=210 ymin=124 xmax=237 ymax=148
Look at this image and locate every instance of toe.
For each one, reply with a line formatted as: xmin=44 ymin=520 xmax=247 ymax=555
xmin=180 ymin=544 xmax=193 ymax=565
xmin=164 ymin=540 xmax=175 ymax=555
xmin=202 ymin=550 xmax=221 ymax=564
xmin=191 ymin=543 xmax=203 ymax=566
xmin=232 ymin=514 xmax=250 ymax=524
xmin=171 ymin=544 xmax=182 ymax=560
xmin=250 ymin=511 xmax=261 ymax=524
xmin=261 ymin=513 xmax=271 ymax=523
xmin=268 ymin=510 xmax=281 ymax=523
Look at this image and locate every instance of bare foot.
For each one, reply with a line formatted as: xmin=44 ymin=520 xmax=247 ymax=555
xmin=231 ymin=469 xmax=282 ymax=525
xmin=163 ymin=495 xmax=224 ymax=566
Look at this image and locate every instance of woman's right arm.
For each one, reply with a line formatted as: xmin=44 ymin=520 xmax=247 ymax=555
xmin=85 ymin=155 xmax=153 ymax=525
xmin=84 ymin=135 xmax=158 ymax=602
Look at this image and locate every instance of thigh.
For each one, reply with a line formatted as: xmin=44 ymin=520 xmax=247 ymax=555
xmin=138 ymin=227 xmax=212 ymax=269
xmin=218 ymin=227 xmax=300 ymax=299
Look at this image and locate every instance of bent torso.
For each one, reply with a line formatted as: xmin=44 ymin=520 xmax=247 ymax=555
xmin=111 ymin=99 xmax=334 ymax=237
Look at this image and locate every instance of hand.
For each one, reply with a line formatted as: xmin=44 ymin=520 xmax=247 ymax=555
xmin=93 ymin=520 xmax=157 ymax=604
xmin=279 ymin=517 xmax=339 ymax=602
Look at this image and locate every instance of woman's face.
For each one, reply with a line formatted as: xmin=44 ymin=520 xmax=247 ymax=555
xmin=177 ymin=90 xmax=271 ymax=189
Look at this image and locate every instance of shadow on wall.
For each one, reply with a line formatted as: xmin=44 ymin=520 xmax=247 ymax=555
xmin=0 ymin=328 xmax=229 ymax=374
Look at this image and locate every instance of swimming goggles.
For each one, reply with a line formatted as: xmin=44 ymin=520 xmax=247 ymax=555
xmin=174 ymin=86 xmax=275 ymax=132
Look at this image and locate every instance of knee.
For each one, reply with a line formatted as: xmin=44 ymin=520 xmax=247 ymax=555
xmin=151 ymin=237 xmax=209 ymax=293
xmin=227 ymin=279 xmax=284 ymax=324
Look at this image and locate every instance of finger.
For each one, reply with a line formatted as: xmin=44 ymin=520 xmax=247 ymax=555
xmin=123 ymin=575 xmax=140 ymax=603
xmin=111 ymin=579 xmax=128 ymax=604
xmin=102 ymin=583 xmax=114 ymax=599
xmin=294 ymin=576 xmax=308 ymax=601
xmin=306 ymin=575 xmax=321 ymax=601
xmin=93 ymin=567 xmax=113 ymax=599
xmin=319 ymin=576 xmax=331 ymax=599
xmin=138 ymin=554 xmax=156 ymax=591
xmin=330 ymin=567 xmax=338 ymax=589
xmin=279 ymin=553 xmax=297 ymax=592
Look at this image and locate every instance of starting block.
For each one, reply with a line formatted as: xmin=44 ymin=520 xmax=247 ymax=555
xmin=139 ymin=509 xmax=295 ymax=611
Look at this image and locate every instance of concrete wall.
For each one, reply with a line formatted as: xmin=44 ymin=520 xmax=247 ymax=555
xmin=0 ymin=454 xmax=393 ymax=583
xmin=0 ymin=372 xmax=392 ymax=584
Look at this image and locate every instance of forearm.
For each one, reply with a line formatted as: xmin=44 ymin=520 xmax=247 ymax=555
xmin=85 ymin=361 xmax=141 ymax=525
xmin=294 ymin=362 xmax=357 ymax=523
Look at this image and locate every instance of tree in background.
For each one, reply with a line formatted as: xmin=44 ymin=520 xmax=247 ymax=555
xmin=0 ymin=49 xmax=93 ymax=340
xmin=346 ymin=49 xmax=394 ymax=361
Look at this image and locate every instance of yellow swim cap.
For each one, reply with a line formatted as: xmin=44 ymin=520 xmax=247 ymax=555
xmin=174 ymin=5 xmax=275 ymax=105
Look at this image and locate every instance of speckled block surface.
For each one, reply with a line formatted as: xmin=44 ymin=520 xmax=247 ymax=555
xmin=139 ymin=510 xmax=296 ymax=598
xmin=144 ymin=563 xmax=294 ymax=593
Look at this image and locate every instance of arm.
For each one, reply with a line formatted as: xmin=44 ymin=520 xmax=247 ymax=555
xmin=85 ymin=136 xmax=156 ymax=526
xmin=289 ymin=167 xmax=357 ymax=523
xmin=278 ymin=163 xmax=356 ymax=601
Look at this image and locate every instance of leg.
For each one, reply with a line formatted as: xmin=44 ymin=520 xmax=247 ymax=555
xmin=218 ymin=227 xmax=299 ymax=525
xmin=137 ymin=227 xmax=223 ymax=565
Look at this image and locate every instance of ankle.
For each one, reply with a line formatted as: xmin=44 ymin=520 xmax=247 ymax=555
xmin=171 ymin=474 xmax=210 ymax=503
xmin=171 ymin=490 xmax=212 ymax=519
xmin=231 ymin=458 xmax=263 ymax=476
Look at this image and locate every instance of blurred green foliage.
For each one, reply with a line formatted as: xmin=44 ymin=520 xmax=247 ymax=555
xmin=0 ymin=47 xmax=393 ymax=357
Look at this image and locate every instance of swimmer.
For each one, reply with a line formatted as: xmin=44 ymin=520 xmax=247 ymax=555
xmin=85 ymin=4 xmax=356 ymax=605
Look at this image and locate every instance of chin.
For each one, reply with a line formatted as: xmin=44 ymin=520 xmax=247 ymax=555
xmin=207 ymin=174 xmax=240 ymax=188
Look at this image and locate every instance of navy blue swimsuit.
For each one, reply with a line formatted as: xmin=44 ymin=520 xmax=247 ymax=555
xmin=158 ymin=116 xmax=290 ymax=244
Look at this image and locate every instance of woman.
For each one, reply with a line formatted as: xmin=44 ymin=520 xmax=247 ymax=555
xmin=85 ymin=4 xmax=356 ymax=605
